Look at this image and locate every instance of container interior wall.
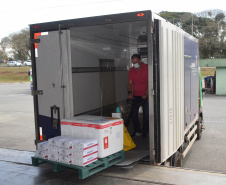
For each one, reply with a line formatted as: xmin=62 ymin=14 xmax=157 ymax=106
xmin=159 ymin=20 xmax=184 ymax=162
xmin=70 ymin=21 xmax=148 ymax=117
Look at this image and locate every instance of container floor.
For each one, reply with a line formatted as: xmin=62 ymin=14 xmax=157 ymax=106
xmin=125 ymin=109 xmax=150 ymax=150
xmin=120 ymin=107 xmax=150 ymax=166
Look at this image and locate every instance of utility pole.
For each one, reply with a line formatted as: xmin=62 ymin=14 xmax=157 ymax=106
xmin=192 ymin=13 xmax=193 ymax=36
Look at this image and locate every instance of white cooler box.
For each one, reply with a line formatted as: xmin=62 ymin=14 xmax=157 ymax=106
xmin=61 ymin=115 xmax=123 ymax=158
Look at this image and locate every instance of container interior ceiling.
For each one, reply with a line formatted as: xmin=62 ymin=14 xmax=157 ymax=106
xmin=70 ymin=20 xmax=149 ymax=150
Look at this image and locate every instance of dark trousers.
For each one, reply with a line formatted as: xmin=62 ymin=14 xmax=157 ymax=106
xmin=132 ymin=96 xmax=149 ymax=133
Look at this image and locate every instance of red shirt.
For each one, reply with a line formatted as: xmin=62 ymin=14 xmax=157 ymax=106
xmin=128 ymin=63 xmax=148 ymax=96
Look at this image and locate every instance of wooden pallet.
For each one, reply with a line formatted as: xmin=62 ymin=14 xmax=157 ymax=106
xmin=32 ymin=150 xmax=125 ymax=179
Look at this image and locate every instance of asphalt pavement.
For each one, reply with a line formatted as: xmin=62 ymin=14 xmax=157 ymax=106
xmin=0 ymin=83 xmax=35 ymax=151
xmin=183 ymin=94 xmax=226 ymax=173
xmin=0 ymin=83 xmax=226 ymax=173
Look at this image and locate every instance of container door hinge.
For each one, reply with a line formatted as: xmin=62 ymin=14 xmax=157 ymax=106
xmin=58 ymin=24 xmax=64 ymax=34
xmin=34 ymin=139 xmax=38 ymax=145
xmin=30 ymin=39 xmax=40 ymax=44
xmin=33 ymin=90 xmax=43 ymax=95
xmin=151 ymin=89 xmax=155 ymax=96
xmin=34 ymin=138 xmax=46 ymax=145
xmin=151 ymin=28 xmax=153 ymax=33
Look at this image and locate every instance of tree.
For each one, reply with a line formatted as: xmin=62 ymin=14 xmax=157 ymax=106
xmin=10 ymin=29 xmax=30 ymax=61
xmin=0 ymin=37 xmax=11 ymax=60
xmin=0 ymin=37 xmax=10 ymax=53
xmin=158 ymin=11 xmax=192 ymax=28
xmin=215 ymin=13 xmax=225 ymax=23
xmin=159 ymin=10 xmax=226 ymax=59
xmin=0 ymin=50 xmax=8 ymax=61
xmin=0 ymin=28 xmax=31 ymax=61
xmin=214 ymin=13 xmax=226 ymax=58
xmin=195 ymin=9 xmax=226 ymax=19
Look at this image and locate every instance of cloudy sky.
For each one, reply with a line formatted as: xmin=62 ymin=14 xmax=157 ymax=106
xmin=0 ymin=0 xmax=225 ymax=40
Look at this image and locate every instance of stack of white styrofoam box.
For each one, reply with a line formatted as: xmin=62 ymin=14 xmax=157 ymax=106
xmin=48 ymin=136 xmax=72 ymax=162
xmin=57 ymin=138 xmax=84 ymax=165
xmin=59 ymin=138 xmax=98 ymax=166
xmin=72 ymin=139 xmax=98 ymax=166
xmin=60 ymin=115 xmax=123 ymax=158
xmin=46 ymin=135 xmax=98 ymax=166
xmin=73 ymin=152 xmax=98 ymax=166
xmin=35 ymin=141 xmax=49 ymax=159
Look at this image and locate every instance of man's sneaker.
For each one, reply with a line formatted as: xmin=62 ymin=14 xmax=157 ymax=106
xmin=131 ymin=132 xmax=141 ymax=138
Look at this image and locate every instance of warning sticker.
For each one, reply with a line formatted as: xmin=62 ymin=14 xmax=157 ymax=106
xmin=103 ymin=136 xmax=108 ymax=149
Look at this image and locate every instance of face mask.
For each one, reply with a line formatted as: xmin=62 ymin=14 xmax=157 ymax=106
xmin=133 ymin=63 xmax=140 ymax=69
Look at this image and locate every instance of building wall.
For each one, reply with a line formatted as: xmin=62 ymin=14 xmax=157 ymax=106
xmin=216 ymin=67 xmax=226 ymax=95
xmin=199 ymin=59 xmax=226 ymax=67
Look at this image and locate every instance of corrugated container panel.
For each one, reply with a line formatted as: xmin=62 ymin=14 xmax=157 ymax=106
xmin=159 ymin=21 xmax=184 ymax=162
xmin=183 ymin=36 xmax=199 ymax=133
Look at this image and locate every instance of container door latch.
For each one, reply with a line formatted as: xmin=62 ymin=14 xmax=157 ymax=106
xmin=51 ymin=105 xmax=60 ymax=130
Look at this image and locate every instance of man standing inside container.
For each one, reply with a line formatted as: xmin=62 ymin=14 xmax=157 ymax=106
xmin=128 ymin=54 xmax=149 ymax=138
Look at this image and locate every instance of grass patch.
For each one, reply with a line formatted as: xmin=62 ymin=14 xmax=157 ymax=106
xmin=0 ymin=66 xmax=217 ymax=83
xmin=200 ymin=67 xmax=216 ymax=79
xmin=0 ymin=66 xmax=31 ymax=83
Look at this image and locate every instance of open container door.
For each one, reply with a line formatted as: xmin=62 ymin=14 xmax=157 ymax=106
xmin=154 ymin=19 xmax=185 ymax=164
xmin=33 ymin=30 xmax=73 ymax=141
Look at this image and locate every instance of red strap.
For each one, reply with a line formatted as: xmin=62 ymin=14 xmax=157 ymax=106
xmin=83 ymin=151 xmax=98 ymax=158
xmin=83 ymin=157 xmax=98 ymax=165
xmin=61 ymin=120 xmax=123 ymax=129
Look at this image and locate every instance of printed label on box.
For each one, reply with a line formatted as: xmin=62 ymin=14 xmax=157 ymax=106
xmin=103 ymin=136 xmax=108 ymax=149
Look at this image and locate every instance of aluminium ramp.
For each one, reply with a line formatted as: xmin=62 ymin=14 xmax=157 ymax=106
xmin=115 ymin=150 xmax=149 ymax=166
